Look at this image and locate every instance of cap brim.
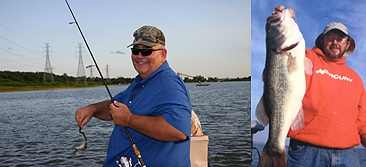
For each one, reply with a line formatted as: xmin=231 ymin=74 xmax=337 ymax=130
xmin=127 ymin=41 xmax=157 ymax=48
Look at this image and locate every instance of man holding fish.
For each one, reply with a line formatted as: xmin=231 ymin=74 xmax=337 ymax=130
xmin=256 ymin=5 xmax=366 ymax=167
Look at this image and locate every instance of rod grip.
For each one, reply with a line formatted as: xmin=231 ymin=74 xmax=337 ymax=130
xmin=132 ymin=144 xmax=146 ymax=167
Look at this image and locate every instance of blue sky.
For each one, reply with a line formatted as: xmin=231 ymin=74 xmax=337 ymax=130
xmin=0 ymin=0 xmax=250 ymax=78
xmin=251 ymin=1 xmax=366 ymax=144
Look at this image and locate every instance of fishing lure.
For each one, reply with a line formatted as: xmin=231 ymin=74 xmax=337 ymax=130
xmin=72 ymin=127 xmax=87 ymax=154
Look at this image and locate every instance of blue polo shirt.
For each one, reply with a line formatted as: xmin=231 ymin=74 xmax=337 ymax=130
xmin=103 ymin=61 xmax=192 ymax=167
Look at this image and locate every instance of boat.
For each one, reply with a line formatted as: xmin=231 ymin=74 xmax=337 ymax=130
xmin=196 ymin=83 xmax=210 ymax=86
xmin=196 ymin=82 xmax=210 ymax=86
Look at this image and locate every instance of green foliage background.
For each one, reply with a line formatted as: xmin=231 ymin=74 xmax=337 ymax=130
xmin=0 ymin=71 xmax=250 ymax=92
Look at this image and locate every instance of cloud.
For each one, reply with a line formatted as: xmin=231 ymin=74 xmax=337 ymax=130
xmin=110 ymin=51 xmax=125 ymax=54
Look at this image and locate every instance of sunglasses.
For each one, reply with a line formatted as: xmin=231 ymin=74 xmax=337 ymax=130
xmin=131 ymin=48 xmax=163 ymax=56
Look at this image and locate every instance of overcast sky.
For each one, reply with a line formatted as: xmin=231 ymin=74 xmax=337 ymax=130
xmin=251 ymin=0 xmax=366 ymax=144
xmin=0 ymin=0 xmax=250 ymax=78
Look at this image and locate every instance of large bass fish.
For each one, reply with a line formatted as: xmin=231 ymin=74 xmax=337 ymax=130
xmin=255 ymin=7 xmax=312 ymax=167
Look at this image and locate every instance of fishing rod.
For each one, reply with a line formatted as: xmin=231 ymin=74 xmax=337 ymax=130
xmin=64 ymin=1 xmax=146 ymax=166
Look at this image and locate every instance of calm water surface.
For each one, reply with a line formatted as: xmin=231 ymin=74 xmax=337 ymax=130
xmin=0 ymin=81 xmax=250 ymax=167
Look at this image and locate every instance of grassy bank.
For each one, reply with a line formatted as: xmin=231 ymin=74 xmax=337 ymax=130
xmin=0 ymin=85 xmax=100 ymax=92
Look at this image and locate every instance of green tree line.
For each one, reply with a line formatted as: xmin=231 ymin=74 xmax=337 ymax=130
xmin=0 ymin=71 xmax=135 ymax=87
xmin=183 ymin=75 xmax=251 ymax=82
xmin=0 ymin=71 xmax=250 ymax=91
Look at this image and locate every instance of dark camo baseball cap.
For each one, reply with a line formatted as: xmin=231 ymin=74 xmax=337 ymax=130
xmin=127 ymin=25 xmax=165 ymax=48
xmin=315 ymin=22 xmax=355 ymax=56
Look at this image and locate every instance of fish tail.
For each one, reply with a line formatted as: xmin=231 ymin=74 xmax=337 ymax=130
xmin=259 ymin=144 xmax=286 ymax=167
xmin=72 ymin=149 xmax=77 ymax=154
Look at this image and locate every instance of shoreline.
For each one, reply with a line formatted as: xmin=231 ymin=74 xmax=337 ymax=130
xmin=0 ymin=85 xmax=105 ymax=93
xmin=0 ymin=81 xmax=251 ymax=93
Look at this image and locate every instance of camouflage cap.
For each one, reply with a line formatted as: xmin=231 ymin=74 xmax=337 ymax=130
xmin=127 ymin=25 xmax=165 ymax=48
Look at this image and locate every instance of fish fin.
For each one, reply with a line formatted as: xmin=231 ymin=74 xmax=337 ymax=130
xmin=304 ymin=57 xmax=313 ymax=75
xmin=287 ymin=53 xmax=298 ymax=74
xmin=255 ymin=96 xmax=269 ymax=127
xmin=262 ymin=68 xmax=266 ymax=82
xmin=291 ymin=107 xmax=304 ymax=130
xmin=259 ymin=143 xmax=287 ymax=167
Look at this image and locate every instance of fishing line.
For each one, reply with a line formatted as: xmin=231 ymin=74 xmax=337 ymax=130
xmin=64 ymin=1 xmax=146 ymax=166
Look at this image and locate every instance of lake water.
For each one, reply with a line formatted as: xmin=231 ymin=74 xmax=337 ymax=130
xmin=0 ymin=81 xmax=251 ymax=166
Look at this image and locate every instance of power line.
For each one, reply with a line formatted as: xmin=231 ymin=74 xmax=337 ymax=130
xmin=0 ymin=23 xmax=42 ymax=48
xmin=0 ymin=7 xmax=49 ymax=40
xmin=0 ymin=48 xmax=43 ymax=66
xmin=0 ymin=35 xmax=42 ymax=56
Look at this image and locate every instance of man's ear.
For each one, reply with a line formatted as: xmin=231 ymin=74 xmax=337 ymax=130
xmin=161 ymin=48 xmax=167 ymax=62
xmin=345 ymin=40 xmax=351 ymax=51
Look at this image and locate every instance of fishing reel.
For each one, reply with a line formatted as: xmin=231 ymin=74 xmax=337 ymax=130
xmin=116 ymin=157 xmax=143 ymax=167
xmin=116 ymin=157 xmax=132 ymax=167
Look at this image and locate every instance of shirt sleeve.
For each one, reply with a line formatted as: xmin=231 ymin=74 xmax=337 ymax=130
xmin=151 ymin=88 xmax=192 ymax=138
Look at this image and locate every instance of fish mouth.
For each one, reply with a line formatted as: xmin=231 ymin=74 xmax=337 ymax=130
xmin=267 ymin=14 xmax=282 ymax=26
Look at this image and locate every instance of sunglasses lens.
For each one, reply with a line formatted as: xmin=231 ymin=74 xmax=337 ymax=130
xmin=140 ymin=50 xmax=152 ymax=56
xmin=131 ymin=48 xmax=153 ymax=56
xmin=131 ymin=48 xmax=139 ymax=55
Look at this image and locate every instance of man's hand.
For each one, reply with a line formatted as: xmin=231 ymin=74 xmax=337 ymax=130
xmin=270 ymin=5 xmax=295 ymax=19
xmin=109 ymin=101 xmax=133 ymax=127
xmin=266 ymin=5 xmax=296 ymax=32
xmin=75 ymin=100 xmax=112 ymax=128
xmin=75 ymin=105 xmax=96 ymax=129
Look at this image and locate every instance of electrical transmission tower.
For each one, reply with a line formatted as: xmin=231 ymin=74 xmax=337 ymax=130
xmin=43 ymin=43 xmax=54 ymax=83
xmin=86 ymin=65 xmax=95 ymax=82
xmin=106 ymin=64 xmax=111 ymax=82
xmin=76 ymin=43 xmax=87 ymax=85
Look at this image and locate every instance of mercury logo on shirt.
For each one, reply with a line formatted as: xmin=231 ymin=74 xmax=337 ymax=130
xmin=315 ymin=68 xmax=353 ymax=82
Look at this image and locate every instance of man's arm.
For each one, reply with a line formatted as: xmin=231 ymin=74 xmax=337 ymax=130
xmin=110 ymin=101 xmax=188 ymax=142
xmin=75 ymin=100 xmax=112 ymax=128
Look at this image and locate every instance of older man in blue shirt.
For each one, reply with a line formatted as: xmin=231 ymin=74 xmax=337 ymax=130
xmin=75 ymin=25 xmax=192 ymax=167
